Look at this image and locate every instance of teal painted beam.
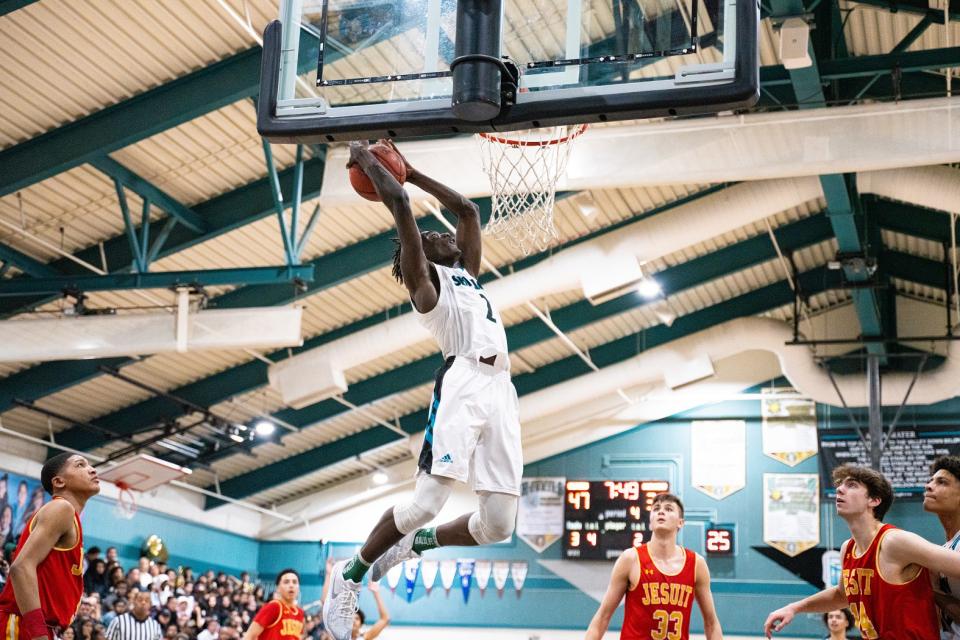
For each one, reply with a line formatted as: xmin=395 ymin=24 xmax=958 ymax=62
xmin=849 ymin=0 xmax=960 ymax=22
xmin=0 ymin=243 xmax=59 ymax=279
xmin=52 ymin=187 xmax=727 ymax=450
xmin=759 ymin=45 xmax=960 ymax=86
xmin=206 ymin=265 xmax=840 ymax=505
xmin=0 ymin=0 xmax=38 ymax=16
xmin=0 ymin=265 xmax=315 ymax=296
xmin=771 ymin=0 xmax=886 ymax=358
xmin=0 ymin=30 xmax=320 ymax=198
xmin=88 ymin=156 xmax=207 ymax=233
xmin=870 ymin=197 xmax=959 ymax=243
xmin=883 ymin=249 xmax=949 ymax=288
xmin=0 ymin=157 xmax=327 ymax=318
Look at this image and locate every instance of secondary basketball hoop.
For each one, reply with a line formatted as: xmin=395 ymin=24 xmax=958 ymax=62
xmin=477 ymin=124 xmax=587 ymax=255
xmin=98 ymin=454 xmax=191 ymax=520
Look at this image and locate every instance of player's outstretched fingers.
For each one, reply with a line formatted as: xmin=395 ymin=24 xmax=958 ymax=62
xmin=763 ymin=607 xmax=793 ymax=638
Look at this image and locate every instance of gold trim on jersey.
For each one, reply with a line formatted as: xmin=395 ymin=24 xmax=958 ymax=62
xmin=873 ymin=528 xmax=924 ymax=585
xmin=645 ymin=545 xmax=690 ymax=577
xmin=27 ymin=504 xmax=80 ymax=552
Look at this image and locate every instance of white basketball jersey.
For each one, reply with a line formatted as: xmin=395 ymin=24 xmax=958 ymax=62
xmin=943 ymin=531 xmax=960 ymax=640
xmin=416 ymin=263 xmax=509 ymax=363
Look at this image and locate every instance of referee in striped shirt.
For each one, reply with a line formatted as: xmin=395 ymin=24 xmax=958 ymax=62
xmin=107 ymin=591 xmax=163 ymax=640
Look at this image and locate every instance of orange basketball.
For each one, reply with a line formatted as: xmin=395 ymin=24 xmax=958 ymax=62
xmin=349 ymin=143 xmax=407 ymax=202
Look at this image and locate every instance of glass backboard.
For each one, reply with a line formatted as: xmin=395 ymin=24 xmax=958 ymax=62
xmin=258 ymin=0 xmax=757 ymax=142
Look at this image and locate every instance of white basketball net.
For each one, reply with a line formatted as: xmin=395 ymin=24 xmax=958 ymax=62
xmin=112 ymin=484 xmax=138 ymax=520
xmin=477 ymin=124 xmax=587 ymax=255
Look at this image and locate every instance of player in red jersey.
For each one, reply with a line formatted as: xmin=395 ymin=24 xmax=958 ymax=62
xmin=764 ymin=463 xmax=960 ymax=639
xmin=0 ymin=453 xmax=100 ymax=640
xmin=585 ymin=493 xmax=723 ymax=640
xmin=243 ymin=570 xmax=304 ymax=640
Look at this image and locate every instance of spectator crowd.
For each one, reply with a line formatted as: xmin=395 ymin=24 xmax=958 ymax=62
xmin=0 ymin=545 xmax=327 ymax=640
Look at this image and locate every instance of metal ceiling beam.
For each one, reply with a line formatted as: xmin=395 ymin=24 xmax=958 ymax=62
xmin=848 ymin=0 xmax=960 ymax=23
xmin=50 ymin=187 xmax=724 ymax=451
xmin=0 ymin=264 xmax=316 ymax=297
xmin=759 ymin=45 xmax=960 ymax=85
xmin=88 ymin=156 xmax=207 ymax=234
xmin=0 ymin=0 xmax=37 ymax=17
xmin=0 ymin=242 xmax=59 ymax=279
xmin=0 ymin=157 xmax=327 ymax=318
xmin=771 ymin=0 xmax=887 ymax=360
xmin=0 ymin=30 xmax=320 ymax=198
xmin=206 ymin=265 xmax=842 ymax=506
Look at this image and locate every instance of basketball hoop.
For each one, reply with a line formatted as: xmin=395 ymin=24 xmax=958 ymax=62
xmin=112 ymin=481 xmax=138 ymax=520
xmin=477 ymin=124 xmax=587 ymax=255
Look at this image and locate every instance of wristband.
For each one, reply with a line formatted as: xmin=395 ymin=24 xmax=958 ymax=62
xmin=20 ymin=609 xmax=49 ymax=640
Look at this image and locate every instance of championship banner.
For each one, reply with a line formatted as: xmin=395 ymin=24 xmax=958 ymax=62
xmin=821 ymin=549 xmax=842 ymax=589
xmin=762 ymin=388 xmax=818 ymax=466
xmin=510 ymin=561 xmax=528 ymax=597
xmin=403 ymin=558 xmax=420 ymax=602
xmin=420 ymin=559 xmax=439 ymax=594
xmin=474 ymin=560 xmax=492 ymax=596
xmin=439 ymin=559 xmax=458 ymax=596
xmin=386 ymin=563 xmax=403 ymax=595
xmin=458 ymin=559 xmax=475 ymax=603
xmin=492 ymin=560 xmax=510 ymax=597
xmin=691 ymin=420 xmax=746 ymax=499
xmin=517 ymin=477 xmax=565 ymax=552
xmin=763 ymin=473 xmax=820 ymax=557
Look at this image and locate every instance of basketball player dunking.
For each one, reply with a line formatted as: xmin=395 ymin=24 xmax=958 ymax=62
xmin=765 ymin=463 xmax=960 ymax=639
xmin=923 ymin=455 xmax=960 ymax=639
xmin=585 ymin=493 xmax=723 ymax=640
xmin=323 ymin=141 xmax=522 ymax=640
xmin=0 ymin=453 xmax=100 ymax=640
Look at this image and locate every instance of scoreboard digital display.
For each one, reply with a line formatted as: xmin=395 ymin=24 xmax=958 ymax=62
xmin=705 ymin=526 xmax=736 ymax=556
xmin=563 ymin=480 xmax=670 ymax=560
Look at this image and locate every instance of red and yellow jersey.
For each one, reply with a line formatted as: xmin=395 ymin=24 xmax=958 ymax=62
xmin=841 ymin=523 xmax=939 ymax=639
xmin=622 ymin=544 xmax=696 ymax=640
xmin=0 ymin=497 xmax=84 ymax=630
xmin=253 ymin=600 xmax=304 ymax=640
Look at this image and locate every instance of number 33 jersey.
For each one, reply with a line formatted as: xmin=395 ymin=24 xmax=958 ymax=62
xmin=622 ymin=545 xmax=696 ymax=640
xmin=417 ymin=263 xmax=509 ymax=363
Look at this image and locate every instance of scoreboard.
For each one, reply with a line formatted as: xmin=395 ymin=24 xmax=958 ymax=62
xmin=563 ymin=480 xmax=670 ymax=560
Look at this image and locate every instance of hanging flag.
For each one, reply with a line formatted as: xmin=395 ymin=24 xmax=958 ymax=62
xmin=403 ymin=558 xmax=420 ymax=603
xmin=420 ymin=559 xmax=439 ymax=595
xmin=458 ymin=559 xmax=475 ymax=603
xmin=439 ymin=559 xmax=458 ymax=596
xmin=511 ymin=561 xmax=528 ymax=597
xmin=386 ymin=562 xmax=403 ymax=595
xmin=492 ymin=560 xmax=510 ymax=597
xmin=474 ymin=560 xmax=492 ymax=596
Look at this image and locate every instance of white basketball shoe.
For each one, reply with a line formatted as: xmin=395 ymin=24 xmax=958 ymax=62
xmin=322 ymin=559 xmax=360 ymax=640
xmin=369 ymin=531 xmax=419 ymax=582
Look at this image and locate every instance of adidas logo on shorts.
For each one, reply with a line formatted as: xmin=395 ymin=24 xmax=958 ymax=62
xmin=438 ymin=453 xmax=453 ymax=463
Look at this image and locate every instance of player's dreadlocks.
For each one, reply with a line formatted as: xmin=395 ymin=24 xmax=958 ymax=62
xmin=391 ymin=238 xmax=404 ymax=284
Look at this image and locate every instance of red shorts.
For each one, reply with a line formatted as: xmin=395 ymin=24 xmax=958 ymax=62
xmin=0 ymin=612 xmax=54 ymax=640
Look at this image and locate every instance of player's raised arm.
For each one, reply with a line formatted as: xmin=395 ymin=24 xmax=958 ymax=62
xmin=884 ymin=528 xmax=960 ymax=578
xmin=383 ymin=140 xmax=482 ymax=279
xmin=9 ymin=499 xmax=77 ymax=640
xmin=361 ymin=581 xmax=390 ymax=640
xmin=348 ymin=142 xmax=437 ymax=312
xmin=693 ymin=554 xmax=723 ymax=640
xmin=585 ymin=549 xmax=634 ymax=640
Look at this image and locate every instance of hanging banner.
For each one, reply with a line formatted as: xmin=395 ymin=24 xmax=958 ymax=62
xmin=822 ymin=549 xmax=842 ymax=589
xmin=763 ymin=473 xmax=820 ymax=557
xmin=403 ymin=558 xmax=420 ymax=603
xmin=762 ymin=388 xmax=818 ymax=466
xmin=439 ymin=559 xmax=458 ymax=596
xmin=691 ymin=421 xmax=746 ymax=499
xmin=474 ymin=560 xmax=492 ymax=596
xmin=492 ymin=560 xmax=510 ymax=597
xmin=458 ymin=559 xmax=475 ymax=603
xmin=517 ymin=477 xmax=566 ymax=552
xmin=420 ymin=559 xmax=439 ymax=595
xmin=386 ymin=563 xmax=403 ymax=595
xmin=511 ymin=561 xmax=528 ymax=597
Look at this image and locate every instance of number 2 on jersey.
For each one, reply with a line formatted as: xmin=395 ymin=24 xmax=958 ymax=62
xmin=478 ymin=294 xmax=496 ymax=323
xmin=651 ymin=610 xmax=683 ymax=640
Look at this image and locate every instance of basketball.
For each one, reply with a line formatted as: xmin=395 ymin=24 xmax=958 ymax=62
xmin=349 ymin=143 xmax=407 ymax=202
